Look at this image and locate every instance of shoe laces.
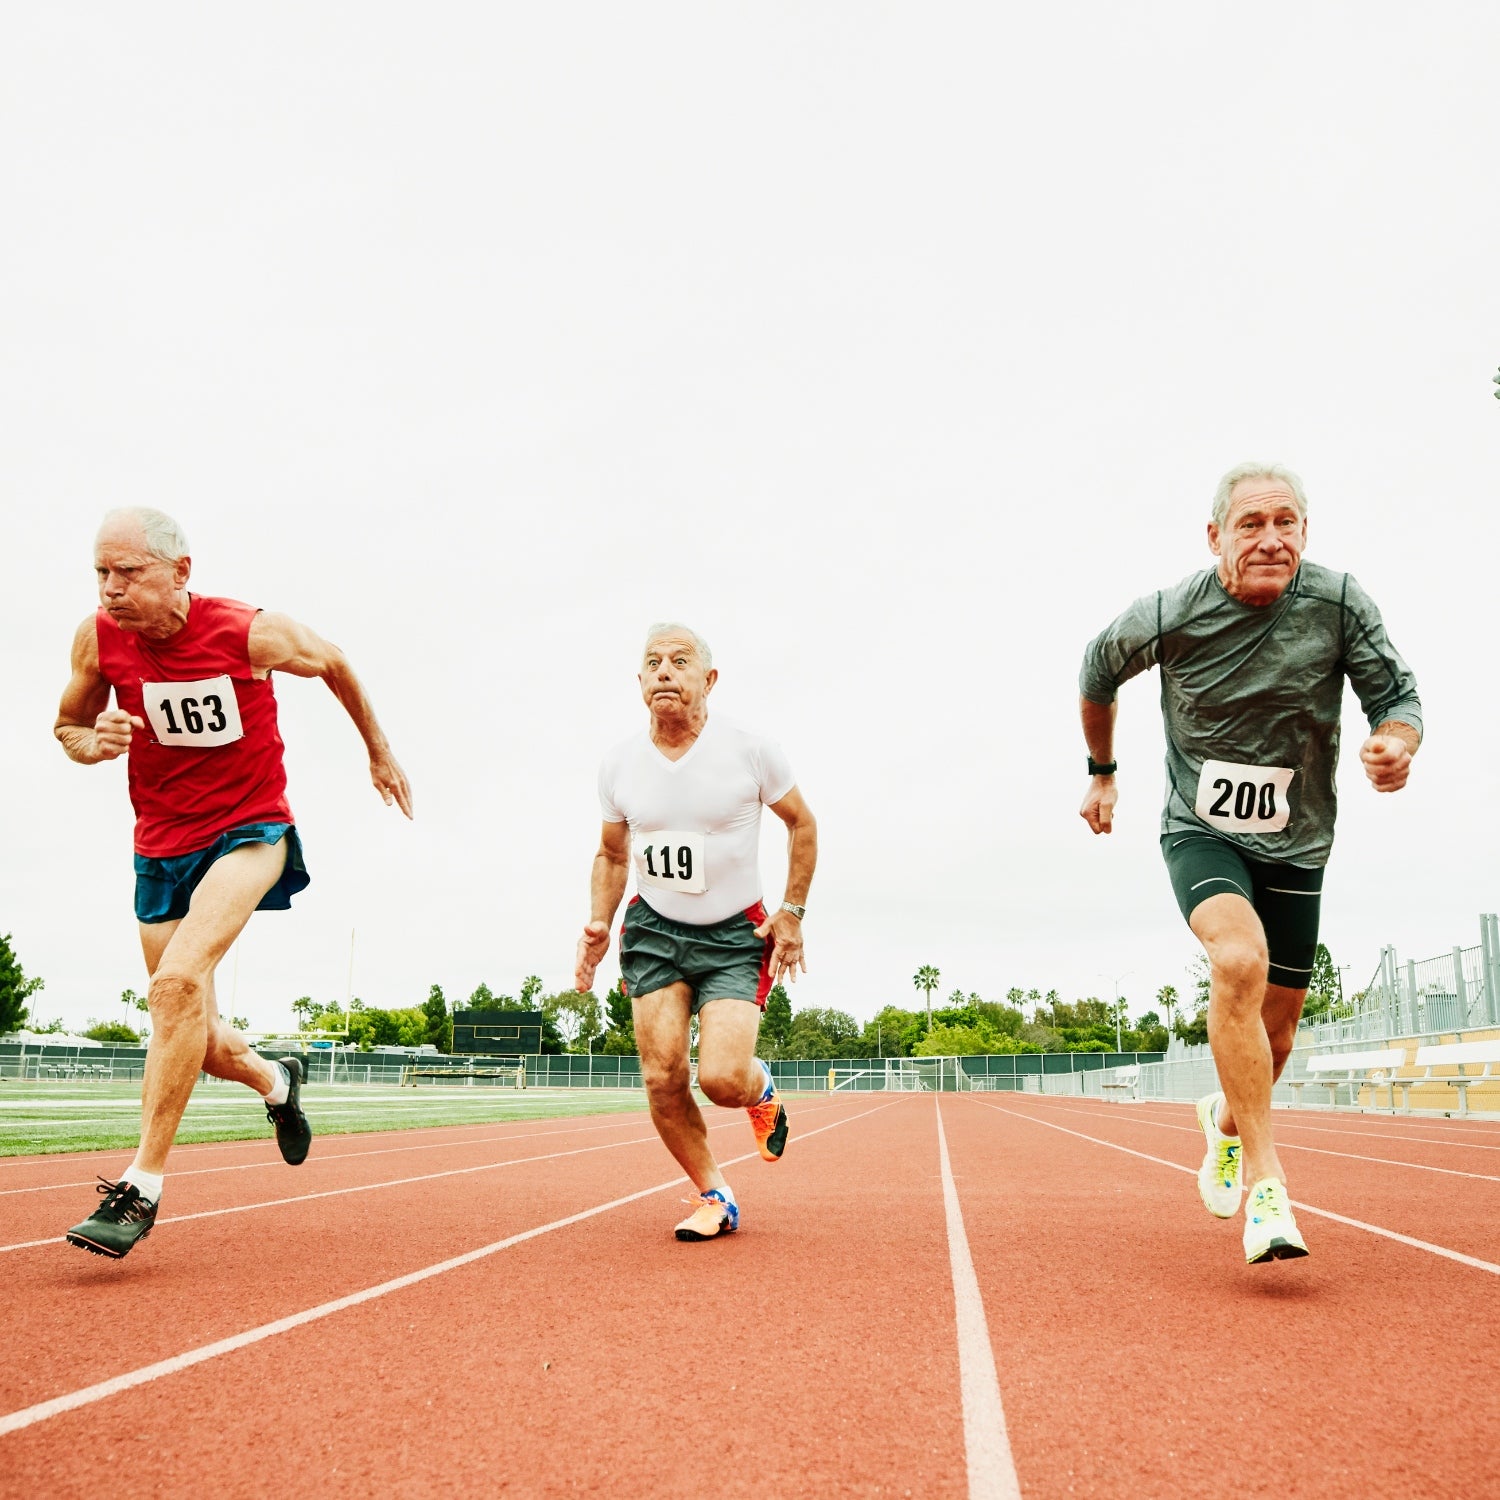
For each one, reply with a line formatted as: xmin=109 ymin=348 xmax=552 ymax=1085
xmin=1248 ymin=1181 xmax=1285 ymax=1223
xmin=1215 ymin=1138 xmax=1241 ymax=1188
xmin=747 ymin=1096 xmax=779 ymax=1130
xmin=91 ymin=1177 xmax=153 ymax=1223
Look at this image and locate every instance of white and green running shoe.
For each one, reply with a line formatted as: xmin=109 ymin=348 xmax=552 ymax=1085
xmin=1195 ymin=1091 xmax=1243 ymax=1218
xmin=1243 ymin=1177 xmax=1310 ymax=1264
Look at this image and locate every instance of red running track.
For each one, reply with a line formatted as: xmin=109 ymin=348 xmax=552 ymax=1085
xmin=1 ymin=1093 xmax=1496 ymax=1498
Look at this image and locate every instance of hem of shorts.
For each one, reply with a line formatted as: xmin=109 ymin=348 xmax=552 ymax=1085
xmin=1159 ymin=819 xmax=1329 ymax=870
xmin=133 ymin=809 xmax=296 ymax=860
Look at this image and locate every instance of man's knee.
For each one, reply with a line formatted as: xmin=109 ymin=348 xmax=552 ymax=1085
xmin=1208 ymin=938 xmax=1270 ymax=999
xmin=641 ymin=1055 xmax=690 ymax=1104
xmin=148 ymin=970 xmax=207 ymax=1028
xmin=696 ymin=1060 xmax=747 ymax=1107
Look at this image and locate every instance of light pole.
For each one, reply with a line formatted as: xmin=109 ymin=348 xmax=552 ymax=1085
xmin=1100 ymin=970 xmax=1132 ymax=1054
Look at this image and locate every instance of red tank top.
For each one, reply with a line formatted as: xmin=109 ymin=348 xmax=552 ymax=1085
xmin=95 ymin=595 xmax=294 ymax=857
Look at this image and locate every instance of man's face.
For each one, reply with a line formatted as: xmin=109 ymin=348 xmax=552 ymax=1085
xmin=94 ymin=526 xmax=190 ymax=632
xmin=1208 ymin=478 xmax=1307 ymax=605
xmin=638 ymin=633 xmax=716 ymax=720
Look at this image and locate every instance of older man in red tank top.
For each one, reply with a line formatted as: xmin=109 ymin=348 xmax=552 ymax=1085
xmin=53 ymin=507 xmax=412 ymax=1258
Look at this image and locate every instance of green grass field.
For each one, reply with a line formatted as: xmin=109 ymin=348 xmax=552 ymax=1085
xmin=0 ymin=1079 xmax=650 ymax=1157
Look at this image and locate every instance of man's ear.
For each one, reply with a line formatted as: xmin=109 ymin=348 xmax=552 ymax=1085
xmin=1206 ymin=522 xmax=1222 ymax=558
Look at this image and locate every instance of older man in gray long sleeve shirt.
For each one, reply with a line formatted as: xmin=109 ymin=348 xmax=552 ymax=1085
xmin=1077 ymin=462 xmax=1421 ymax=1267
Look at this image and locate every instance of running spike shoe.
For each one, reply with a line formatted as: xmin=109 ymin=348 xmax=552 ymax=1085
xmin=65 ymin=1178 xmax=159 ymax=1259
xmin=266 ymin=1056 xmax=313 ymax=1165
xmin=1243 ymin=1177 xmax=1310 ymax=1264
xmin=1195 ymin=1091 xmax=1243 ymax=1218
xmin=674 ymin=1189 xmax=740 ymax=1242
xmin=747 ymin=1080 xmax=789 ymax=1162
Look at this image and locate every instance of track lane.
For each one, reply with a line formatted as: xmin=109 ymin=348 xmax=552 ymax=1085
xmin=1013 ymin=1096 xmax=1500 ymax=1264
xmin=945 ymin=1096 xmax=1499 ymax=1500
xmin=0 ymin=1097 xmax=966 ymax=1499
xmin=0 ymin=1099 xmax=844 ymax=1412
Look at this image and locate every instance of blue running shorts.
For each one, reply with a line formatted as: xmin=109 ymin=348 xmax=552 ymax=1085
xmin=134 ymin=822 xmax=310 ymax=925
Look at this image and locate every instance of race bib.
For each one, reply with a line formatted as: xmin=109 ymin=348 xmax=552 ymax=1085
xmin=1194 ymin=759 xmax=1294 ymax=834
xmin=634 ymin=830 xmax=708 ymax=895
xmin=142 ymin=675 xmax=244 ymax=749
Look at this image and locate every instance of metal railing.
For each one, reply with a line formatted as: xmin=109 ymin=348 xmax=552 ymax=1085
xmin=1298 ymin=914 xmax=1500 ymax=1046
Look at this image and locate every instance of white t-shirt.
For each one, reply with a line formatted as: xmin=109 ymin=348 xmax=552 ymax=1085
xmin=597 ymin=716 xmax=796 ymax=926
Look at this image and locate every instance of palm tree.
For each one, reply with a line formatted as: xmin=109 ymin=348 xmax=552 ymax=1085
xmin=1156 ymin=984 xmax=1178 ymax=1037
xmin=913 ymin=965 xmax=940 ymax=1033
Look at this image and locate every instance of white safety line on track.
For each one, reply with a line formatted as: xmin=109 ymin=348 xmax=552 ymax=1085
xmin=1014 ymin=1101 xmax=1500 ymax=1184
xmin=0 ymin=1113 xmax=667 ymax=1198
xmin=935 ymin=1103 xmax=1022 ymax=1500
xmin=973 ymin=1098 xmax=1500 ymax=1278
xmin=1036 ymin=1096 xmax=1500 ymax=1152
xmin=0 ymin=1101 xmax=892 ymax=1439
xmin=0 ymin=1100 xmax=849 ymax=1253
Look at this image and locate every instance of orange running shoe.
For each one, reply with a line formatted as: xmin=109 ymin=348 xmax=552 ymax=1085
xmin=747 ymin=1071 xmax=789 ymax=1162
xmin=674 ymin=1190 xmax=739 ymax=1241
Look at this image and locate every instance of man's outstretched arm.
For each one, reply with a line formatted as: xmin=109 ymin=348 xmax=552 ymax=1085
xmin=576 ymin=820 xmax=631 ymax=991
xmin=248 ymin=611 xmax=413 ymax=817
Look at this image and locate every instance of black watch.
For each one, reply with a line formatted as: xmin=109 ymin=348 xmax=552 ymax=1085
xmin=1087 ymin=757 xmax=1118 ymax=776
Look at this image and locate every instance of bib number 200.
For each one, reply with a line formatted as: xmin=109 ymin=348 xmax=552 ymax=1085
xmin=635 ymin=830 xmax=708 ymax=896
xmin=1193 ymin=759 xmax=1294 ymax=834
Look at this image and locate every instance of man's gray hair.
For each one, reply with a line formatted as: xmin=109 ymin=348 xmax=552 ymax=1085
xmin=1211 ymin=463 xmax=1309 ymax=528
xmin=98 ymin=507 xmax=190 ymax=562
xmin=643 ymin=622 xmax=713 ymax=669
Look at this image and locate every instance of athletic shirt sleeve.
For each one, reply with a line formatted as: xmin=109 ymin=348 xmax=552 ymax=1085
xmin=597 ymin=756 xmax=625 ymax=824
xmin=1339 ymin=574 xmax=1424 ymax=737
xmin=1079 ymin=591 xmax=1163 ymax=703
xmin=752 ymin=734 xmax=796 ymax=806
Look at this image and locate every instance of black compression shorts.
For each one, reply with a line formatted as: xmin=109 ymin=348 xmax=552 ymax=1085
xmin=1161 ymin=832 xmax=1323 ymax=989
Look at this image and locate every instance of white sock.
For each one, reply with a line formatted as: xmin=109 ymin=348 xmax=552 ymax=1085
xmin=713 ymin=1182 xmax=737 ymax=1206
xmin=121 ymin=1166 xmax=163 ymax=1203
xmin=263 ymin=1060 xmax=290 ymax=1106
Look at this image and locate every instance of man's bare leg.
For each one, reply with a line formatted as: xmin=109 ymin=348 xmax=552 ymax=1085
xmin=1218 ymin=982 xmax=1307 ymax=1139
xmin=1190 ymin=891 xmax=1286 ymax=1188
xmin=695 ymin=998 xmax=765 ymax=1109
xmin=633 ymin=983 xmax=728 ymax=1194
xmin=132 ymin=841 xmax=286 ymax=1175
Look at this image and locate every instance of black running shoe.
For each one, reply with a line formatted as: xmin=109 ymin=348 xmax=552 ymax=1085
xmin=65 ymin=1178 xmax=158 ymax=1259
xmin=266 ymin=1056 xmax=312 ymax=1165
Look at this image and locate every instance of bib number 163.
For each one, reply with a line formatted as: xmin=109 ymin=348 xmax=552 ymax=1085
xmin=1193 ymin=759 xmax=1294 ymax=834
xmin=635 ymin=830 xmax=708 ymax=895
xmin=141 ymin=675 xmax=245 ymax=749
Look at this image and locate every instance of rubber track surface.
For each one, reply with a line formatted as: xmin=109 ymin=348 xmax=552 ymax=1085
xmin=2 ymin=1093 xmax=1497 ymax=1497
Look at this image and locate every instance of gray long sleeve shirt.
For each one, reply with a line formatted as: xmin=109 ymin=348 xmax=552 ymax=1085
xmin=1079 ymin=561 xmax=1422 ymax=867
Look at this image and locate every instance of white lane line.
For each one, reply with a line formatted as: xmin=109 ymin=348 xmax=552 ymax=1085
xmin=0 ymin=1105 xmax=654 ymax=1170
xmin=0 ymin=1102 xmax=890 ymax=1438
xmin=935 ymin=1102 xmax=1022 ymax=1500
xmin=1014 ymin=1102 xmax=1500 ymax=1184
xmin=0 ymin=1113 xmax=665 ymax=1198
xmin=0 ymin=1100 xmax=850 ymax=1253
xmin=970 ymin=1099 xmax=1500 ymax=1278
xmin=1035 ymin=1095 xmax=1500 ymax=1152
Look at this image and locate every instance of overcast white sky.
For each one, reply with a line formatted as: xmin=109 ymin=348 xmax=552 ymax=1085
xmin=4 ymin=5 xmax=1497 ymax=1034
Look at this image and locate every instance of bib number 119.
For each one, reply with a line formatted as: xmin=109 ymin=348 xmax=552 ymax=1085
xmin=635 ymin=830 xmax=708 ymax=895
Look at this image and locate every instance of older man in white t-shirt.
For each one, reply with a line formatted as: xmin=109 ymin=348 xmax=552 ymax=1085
xmin=575 ymin=623 xmax=817 ymax=1242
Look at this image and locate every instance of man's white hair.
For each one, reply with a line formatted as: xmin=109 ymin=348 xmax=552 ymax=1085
xmin=643 ymin=621 xmax=712 ymax=669
xmin=1211 ymin=463 xmax=1308 ymax=528
xmin=98 ymin=507 xmax=190 ymax=562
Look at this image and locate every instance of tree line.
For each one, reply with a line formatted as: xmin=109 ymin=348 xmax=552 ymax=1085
xmin=1 ymin=931 xmax=1352 ymax=1057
